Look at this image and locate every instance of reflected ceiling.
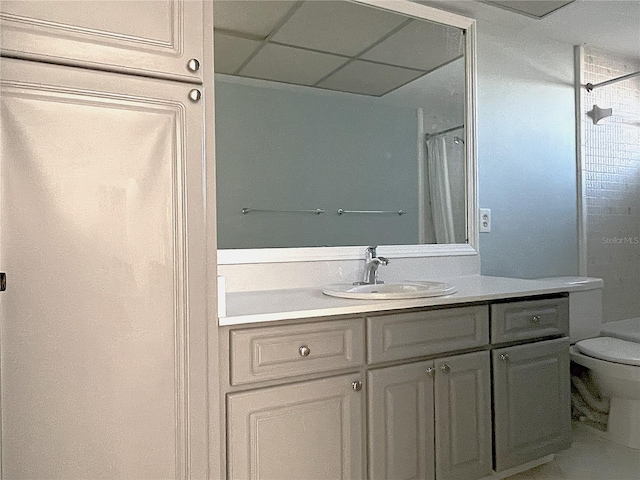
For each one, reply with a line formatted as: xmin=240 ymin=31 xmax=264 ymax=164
xmin=481 ymin=1 xmax=576 ymax=19
xmin=213 ymin=1 xmax=464 ymax=96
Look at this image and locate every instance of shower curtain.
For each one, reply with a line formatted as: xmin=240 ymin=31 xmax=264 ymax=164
xmin=426 ymin=136 xmax=455 ymax=243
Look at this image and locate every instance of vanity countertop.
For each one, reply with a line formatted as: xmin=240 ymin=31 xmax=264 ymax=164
xmin=219 ymin=275 xmax=603 ymax=326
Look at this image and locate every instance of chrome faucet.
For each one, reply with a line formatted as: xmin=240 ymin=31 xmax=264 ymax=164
xmin=359 ymin=246 xmax=389 ymax=285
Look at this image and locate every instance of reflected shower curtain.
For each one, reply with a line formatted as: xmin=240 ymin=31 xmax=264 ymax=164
xmin=426 ymin=136 xmax=455 ymax=243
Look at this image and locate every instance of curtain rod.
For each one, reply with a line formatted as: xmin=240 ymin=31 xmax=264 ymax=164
xmin=586 ymin=70 xmax=640 ymax=92
xmin=424 ymin=125 xmax=464 ymax=140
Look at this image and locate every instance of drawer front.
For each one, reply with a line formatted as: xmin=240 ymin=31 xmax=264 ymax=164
xmin=230 ymin=319 xmax=364 ymax=385
xmin=367 ymin=306 xmax=489 ymax=364
xmin=491 ymin=297 xmax=569 ymax=344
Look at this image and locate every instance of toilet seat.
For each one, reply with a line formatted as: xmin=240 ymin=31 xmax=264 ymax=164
xmin=576 ymin=337 xmax=640 ymax=366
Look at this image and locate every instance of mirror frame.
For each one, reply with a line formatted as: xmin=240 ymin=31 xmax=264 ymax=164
xmin=216 ymin=0 xmax=478 ymax=264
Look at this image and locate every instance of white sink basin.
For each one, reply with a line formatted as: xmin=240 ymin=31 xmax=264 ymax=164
xmin=322 ymin=281 xmax=457 ymax=300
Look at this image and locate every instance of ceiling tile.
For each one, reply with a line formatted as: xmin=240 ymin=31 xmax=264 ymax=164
xmin=271 ymin=1 xmax=406 ymax=56
xmin=361 ymin=19 xmax=463 ymax=72
xmin=317 ymin=60 xmax=425 ymax=97
xmin=239 ymin=44 xmax=348 ymax=87
xmin=213 ymin=32 xmax=262 ymax=74
xmin=481 ymin=1 xmax=576 ymax=19
xmin=213 ymin=1 xmax=297 ymax=38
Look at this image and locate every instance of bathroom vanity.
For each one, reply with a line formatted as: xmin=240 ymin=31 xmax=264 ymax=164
xmin=217 ymin=276 xmax=593 ymax=480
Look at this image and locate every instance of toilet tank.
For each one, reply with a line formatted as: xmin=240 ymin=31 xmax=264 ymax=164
xmin=536 ymin=277 xmax=603 ymax=342
xmin=569 ymin=286 xmax=603 ymax=343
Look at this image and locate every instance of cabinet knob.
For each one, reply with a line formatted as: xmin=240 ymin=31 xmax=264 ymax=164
xmin=500 ymin=353 xmax=510 ymax=363
xmin=298 ymin=345 xmax=310 ymax=357
xmin=426 ymin=367 xmax=436 ymax=377
xmin=0 ymin=272 xmax=5 ymax=291
xmin=440 ymin=364 xmax=450 ymax=374
xmin=351 ymin=381 xmax=362 ymax=392
xmin=187 ymin=58 xmax=200 ymax=72
xmin=531 ymin=315 xmax=541 ymax=325
xmin=188 ymin=89 xmax=202 ymax=102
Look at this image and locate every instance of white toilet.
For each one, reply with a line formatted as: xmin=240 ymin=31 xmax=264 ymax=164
xmin=571 ymin=317 xmax=640 ymax=449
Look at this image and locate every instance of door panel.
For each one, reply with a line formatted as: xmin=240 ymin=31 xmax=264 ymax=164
xmin=0 ymin=0 xmax=203 ymax=83
xmin=227 ymin=374 xmax=364 ymax=480
xmin=368 ymin=361 xmax=436 ymax=480
xmin=0 ymin=58 xmax=206 ymax=479
xmin=434 ymin=351 xmax=492 ymax=480
xmin=493 ymin=338 xmax=571 ymax=471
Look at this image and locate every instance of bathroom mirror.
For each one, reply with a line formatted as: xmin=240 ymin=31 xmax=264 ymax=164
xmin=214 ymin=0 xmax=477 ymax=263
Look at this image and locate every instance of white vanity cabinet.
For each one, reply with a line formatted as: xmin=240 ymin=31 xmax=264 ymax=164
xmin=0 ymin=0 xmax=204 ymax=83
xmin=222 ymin=295 xmax=571 ymax=480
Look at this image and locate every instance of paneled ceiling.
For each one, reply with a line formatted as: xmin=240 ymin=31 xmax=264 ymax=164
xmin=213 ymin=1 xmax=464 ymax=97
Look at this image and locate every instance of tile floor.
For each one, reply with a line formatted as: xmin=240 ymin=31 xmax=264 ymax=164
xmin=506 ymin=422 xmax=640 ymax=480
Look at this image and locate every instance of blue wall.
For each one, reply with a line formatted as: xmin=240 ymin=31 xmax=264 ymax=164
xmin=476 ymin=25 xmax=579 ymax=278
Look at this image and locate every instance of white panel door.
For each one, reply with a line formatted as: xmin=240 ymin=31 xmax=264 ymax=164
xmin=434 ymin=350 xmax=492 ymax=480
xmin=493 ymin=338 xmax=571 ymax=472
xmin=0 ymin=0 xmax=204 ymax=83
xmin=368 ymin=360 xmax=436 ymax=480
xmin=227 ymin=374 xmax=365 ymax=480
xmin=0 ymin=57 xmax=207 ymax=479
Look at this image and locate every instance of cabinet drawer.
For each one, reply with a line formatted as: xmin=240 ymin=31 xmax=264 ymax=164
xmin=367 ymin=306 xmax=489 ymax=364
xmin=491 ymin=297 xmax=569 ymax=344
xmin=230 ymin=319 xmax=364 ymax=385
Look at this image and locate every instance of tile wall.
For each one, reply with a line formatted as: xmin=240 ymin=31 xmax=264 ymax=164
xmin=581 ymin=47 xmax=640 ymax=322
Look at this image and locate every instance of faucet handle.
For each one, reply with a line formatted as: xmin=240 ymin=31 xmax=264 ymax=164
xmin=377 ymin=256 xmax=390 ymax=266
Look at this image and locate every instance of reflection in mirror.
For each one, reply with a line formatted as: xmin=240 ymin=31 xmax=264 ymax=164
xmin=214 ymin=0 xmax=468 ymax=250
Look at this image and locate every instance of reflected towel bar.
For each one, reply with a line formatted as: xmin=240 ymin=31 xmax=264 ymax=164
xmin=241 ymin=207 xmax=325 ymax=215
xmin=337 ymin=209 xmax=406 ymax=215
xmin=585 ymin=71 xmax=640 ymax=92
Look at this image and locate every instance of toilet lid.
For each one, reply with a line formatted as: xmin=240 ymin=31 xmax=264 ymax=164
xmin=576 ymin=337 xmax=640 ymax=366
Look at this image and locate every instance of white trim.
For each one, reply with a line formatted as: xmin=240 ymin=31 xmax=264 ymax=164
xmin=218 ymin=243 xmax=478 ymax=264
xmin=465 ymin=22 xmax=479 ymax=251
xmin=351 ymin=0 xmax=475 ymax=29
xmin=575 ymin=45 xmax=588 ymax=276
xmin=417 ymin=107 xmax=426 ymax=244
xmin=217 ymin=0 xmax=479 ymax=266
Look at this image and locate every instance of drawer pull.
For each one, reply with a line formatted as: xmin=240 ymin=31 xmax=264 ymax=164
xmin=426 ymin=367 xmax=436 ymax=377
xmin=530 ymin=315 xmax=542 ymax=325
xmin=440 ymin=364 xmax=451 ymax=374
xmin=352 ymin=381 xmax=363 ymax=392
xmin=500 ymin=353 xmax=510 ymax=363
xmin=298 ymin=345 xmax=311 ymax=357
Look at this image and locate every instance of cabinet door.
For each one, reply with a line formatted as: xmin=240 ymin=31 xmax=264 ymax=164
xmin=368 ymin=361 xmax=436 ymax=480
xmin=0 ymin=0 xmax=204 ymax=83
xmin=434 ymin=351 xmax=492 ymax=480
xmin=0 ymin=58 xmax=207 ymax=479
xmin=493 ymin=338 xmax=571 ymax=472
xmin=227 ymin=374 xmax=364 ymax=480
